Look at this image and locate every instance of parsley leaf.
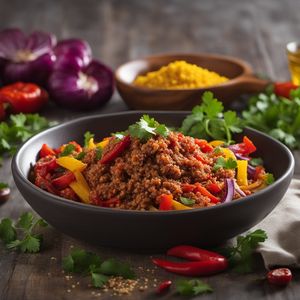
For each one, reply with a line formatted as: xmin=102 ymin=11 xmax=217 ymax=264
xmin=180 ymin=197 xmax=195 ymax=206
xmin=91 ymin=272 xmax=108 ymax=288
xmin=84 ymin=131 xmax=95 ymax=147
xmin=213 ymin=157 xmax=237 ymax=171
xmin=76 ymin=152 xmax=86 ymax=161
xmin=176 ymin=279 xmax=213 ymax=296
xmin=249 ymin=157 xmax=263 ymax=167
xmin=0 ymin=212 xmax=47 ymax=253
xmin=265 ymin=173 xmax=275 ymax=185
xmin=128 ymin=115 xmax=169 ymax=141
xmin=180 ymin=92 xmax=244 ymax=143
xmin=95 ymin=147 xmax=102 ymax=160
xmin=59 ymin=144 xmax=76 ymax=157
xmin=220 ymin=229 xmax=267 ymax=273
xmin=100 ymin=259 xmax=135 ymax=279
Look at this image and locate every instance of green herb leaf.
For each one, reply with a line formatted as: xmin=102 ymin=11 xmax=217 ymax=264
xmin=91 ymin=272 xmax=108 ymax=288
xmin=17 ymin=212 xmax=34 ymax=231
xmin=180 ymin=196 xmax=195 ymax=206
xmin=176 ymin=279 xmax=213 ymax=296
xmin=249 ymin=157 xmax=263 ymax=167
xmin=100 ymin=259 xmax=135 ymax=279
xmin=0 ymin=182 xmax=8 ymax=189
xmin=59 ymin=144 xmax=76 ymax=157
xmin=76 ymin=152 xmax=86 ymax=161
xmin=84 ymin=131 xmax=95 ymax=147
xmin=128 ymin=115 xmax=169 ymax=141
xmin=265 ymin=173 xmax=275 ymax=185
xmin=95 ymin=147 xmax=103 ymax=161
xmin=18 ymin=234 xmax=41 ymax=253
xmin=0 ymin=218 xmax=17 ymax=244
xmin=213 ymin=157 xmax=237 ymax=171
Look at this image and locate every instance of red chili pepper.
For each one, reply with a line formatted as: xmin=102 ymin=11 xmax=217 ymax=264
xmin=100 ymin=135 xmax=131 ymax=164
xmin=39 ymin=144 xmax=56 ymax=158
xmin=267 ymin=268 xmax=292 ymax=286
xmin=156 ymin=280 xmax=172 ymax=294
xmin=195 ymin=139 xmax=213 ymax=153
xmin=158 ymin=194 xmax=173 ymax=210
xmin=194 ymin=183 xmax=220 ymax=204
xmin=167 ymin=245 xmax=226 ymax=262
xmin=52 ymin=171 xmax=76 ymax=190
xmin=274 ymin=82 xmax=298 ymax=99
xmin=152 ymin=258 xmax=228 ymax=276
xmin=0 ymin=82 xmax=48 ymax=114
xmin=206 ymin=182 xmax=222 ymax=194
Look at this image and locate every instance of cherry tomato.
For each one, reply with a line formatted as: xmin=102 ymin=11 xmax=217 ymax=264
xmin=274 ymin=82 xmax=298 ymax=99
xmin=267 ymin=268 xmax=292 ymax=286
xmin=0 ymin=82 xmax=48 ymax=114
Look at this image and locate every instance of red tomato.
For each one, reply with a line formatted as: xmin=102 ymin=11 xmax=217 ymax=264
xmin=39 ymin=144 xmax=56 ymax=158
xmin=274 ymin=82 xmax=298 ymax=98
xmin=267 ymin=268 xmax=292 ymax=286
xmin=0 ymin=82 xmax=48 ymax=114
xmin=158 ymin=194 xmax=173 ymax=210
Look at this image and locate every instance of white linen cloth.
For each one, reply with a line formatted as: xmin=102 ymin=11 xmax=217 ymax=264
xmin=252 ymin=179 xmax=300 ymax=269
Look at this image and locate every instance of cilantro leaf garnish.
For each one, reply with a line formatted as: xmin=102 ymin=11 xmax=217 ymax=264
xmin=265 ymin=173 xmax=275 ymax=185
xmin=249 ymin=157 xmax=263 ymax=167
xmin=128 ymin=115 xmax=169 ymax=141
xmin=0 ymin=212 xmax=47 ymax=253
xmin=76 ymin=151 xmax=86 ymax=161
xmin=59 ymin=144 xmax=76 ymax=157
xmin=176 ymin=279 xmax=213 ymax=296
xmin=62 ymin=249 xmax=135 ymax=288
xmin=213 ymin=157 xmax=237 ymax=171
xmin=219 ymin=229 xmax=267 ymax=273
xmin=84 ymin=131 xmax=95 ymax=147
xmin=180 ymin=197 xmax=195 ymax=206
xmin=180 ymin=92 xmax=244 ymax=143
xmin=95 ymin=147 xmax=103 ymax=160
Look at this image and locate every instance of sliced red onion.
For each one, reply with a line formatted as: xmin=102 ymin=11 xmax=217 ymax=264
xmin=48 ymin=59 xmax=114 ymax=110
xmin=235 ymin=153 xmax=250 ymax=160
xmin=234 ymin=181 xmax=247 ymax=197
xmin=222 ymin=178 xmax=235 ymax=203
xmin=247 ymin=164 xmax=257 ymax=179
xmin=0 ymin=28 xmax=56 ymax=85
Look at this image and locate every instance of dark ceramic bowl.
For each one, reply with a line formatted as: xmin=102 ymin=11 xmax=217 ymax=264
xmin=12 ymin=112 xmax=294 ymax=251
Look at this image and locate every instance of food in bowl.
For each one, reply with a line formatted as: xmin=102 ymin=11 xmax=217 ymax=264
xmin=133 ymin=60 xmax=229 ymax=89
xmin=32 ymin=115 xmax=273 ymax=211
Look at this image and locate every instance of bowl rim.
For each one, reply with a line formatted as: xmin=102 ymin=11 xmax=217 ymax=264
xmin=115 ymin=52 xmax=254 ymax=92
xmin=12 ymin=111 xmax=295 ymax=216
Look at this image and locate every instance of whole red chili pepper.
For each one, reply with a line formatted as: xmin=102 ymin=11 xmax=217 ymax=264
xmin=0 ymin=82 xmax=48 ymax=114
xmin=156 ymin=280 xmax=172 ymax=294
xmin=267 ymin=268 xmax=292 ymax=286
xmin=167 ymin=245 xmax=226 ymax=262
xmin=152 ymin=258 xmax=228 ymax=276
xmin=100 ymin=135 xmax=131 ymax=164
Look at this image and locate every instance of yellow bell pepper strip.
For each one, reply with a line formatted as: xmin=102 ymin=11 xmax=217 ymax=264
xmin=172 ymin=200 xmax=192 ymax=210
xmin=88 ymin=138 xmax=96 ymax=150
xmin=209 ymin=140 xmax=225 ymax=147
xmin=240 ymin=180 xmax=263 ymax=191
xmin=73 ymin=171 xmax=90 ymax=190
xmin=56 ymin=156 xmax=87 ymax=172
xmin=96 ymin=138 xmax=110 ymax=149
xmin=220 ymin=147 xmax=236 ymax=160
xmin=237 ymin=160 xmax=248 ymax=186
xmin=69 ymin=181 xmax=90 ymax=204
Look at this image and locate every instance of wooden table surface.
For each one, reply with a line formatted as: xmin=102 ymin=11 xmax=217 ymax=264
xmin=1 ymin=0 xmax=300 ymax=299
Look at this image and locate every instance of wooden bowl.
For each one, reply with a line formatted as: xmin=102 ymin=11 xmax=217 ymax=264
xmin=115 ymin=53 xmax=270 ymax=110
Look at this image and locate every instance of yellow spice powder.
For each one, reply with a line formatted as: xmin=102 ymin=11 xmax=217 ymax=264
xmin=134 ymin=60 xmax=229 ymax=89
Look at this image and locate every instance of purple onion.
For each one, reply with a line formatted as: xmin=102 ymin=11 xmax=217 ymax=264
xmin=0 ymin=28 xmax=56 ymax=85
xmin=222 ymin=178 xmax=235 ymax=203
xmin=234 ymin=182 xmax=247 ymax=197
xmin=48 ymin=56 xmax=114 ymax=110
xmin=247 ymin=164 xmax=257 ymax=179
xmin=235 ymin=153 xmax=250 ymax=161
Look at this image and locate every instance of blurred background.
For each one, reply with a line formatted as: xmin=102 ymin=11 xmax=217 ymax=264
xmin=0 ymin=0 xmax=297 ymax=82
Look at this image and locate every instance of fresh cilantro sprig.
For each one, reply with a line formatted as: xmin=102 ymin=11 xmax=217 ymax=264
xmin=249 ymin=157 xmax=263 ymax=167
xmin=128 ymin=115 xmax=169 ymax=141
xmin=265 ymin=173 xmax=275 ymax=185
xmin=242 ymin=85 xmax=300 ymax=149
xmin=213 ymin=157 xmax=237 ymax=171
xmin=176 ymin=279 xmax=213 ymax=296
xmin=219 ymin=229 xmax=267 ymax=274
xmin=59 ymin=144 xmax=76 ymax=157
xmin=84 ymin=131 xmax=95 ymax=147
xmin=180 ymin=92 xmax=244 ymax=144
xmin=63 ymin=249 xmax=135 ymax=288
xmin=180 ymin=196 xmax=195 ymax=206
xmin=0 ymin=212 xmax=47 ymax=253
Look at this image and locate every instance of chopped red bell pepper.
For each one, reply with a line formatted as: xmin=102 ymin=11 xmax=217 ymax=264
xmin=194 ymin=139 xmax=213 ymax=153
xmin=243 ymin=136 xmax=256 ymax=155
xmin=152 ymin=257 xmax=228 ymax=276
xmin=52 ymin=171 xmax=76 ymax=190
xmin=167 ymin=245 xmax=226 ymax=261
xmin=158 ymin=194 xmax=173 ymax=210
xmin=182 ymin=183 xmax=195 ymax=193
xmin=39 ymin=144 xmax=56 ymax=158
xmin=274 ymin=82 xmax=298 ymax=99
xmin=35 ymin=156 xmax=59 ymax=177
xmin=206 ymin=182 xmax=222 ymax=194
xmin=0 ymin=82 xmax=48 ymax=114
xmin=100 ymin=135 xmax=131 ymax=164
xmin=194 ymin=183 xmax=220 ymax=204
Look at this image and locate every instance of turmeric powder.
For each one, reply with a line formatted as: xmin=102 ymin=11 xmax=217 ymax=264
xmin=134 ymin=60 xmax=228 ymax=89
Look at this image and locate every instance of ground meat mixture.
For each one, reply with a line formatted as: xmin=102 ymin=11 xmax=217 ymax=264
xmin=82 ymin=132 xmax=235 ymax=210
